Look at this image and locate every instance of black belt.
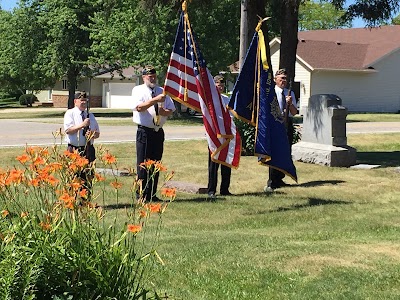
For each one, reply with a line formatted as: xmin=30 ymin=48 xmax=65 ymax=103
xmin=68 ymin=144 xmax=87 ymax=152
xmin=137 ymin=125 xmax=162 ymax=132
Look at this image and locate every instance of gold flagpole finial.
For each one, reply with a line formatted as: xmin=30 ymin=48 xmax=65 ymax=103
xmin=255 ymin=16 xmax=271 ymax=32
xmin=182 ymin=0 xmax=187 ymax=12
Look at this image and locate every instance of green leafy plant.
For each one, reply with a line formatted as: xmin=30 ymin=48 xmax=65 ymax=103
xmin=293 ymin=124 xmax=302 ymax=144
xmin=0 ymin=134 xmax=175 ymax=299
xmin=18 ymin=94 xmax=38 ymax=107
xmin=234 ymin=119 xmax=255 ymax=156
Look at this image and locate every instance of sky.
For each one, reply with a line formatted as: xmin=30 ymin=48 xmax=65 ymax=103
xmin=0 ymin=0 xmax=384 ymax=29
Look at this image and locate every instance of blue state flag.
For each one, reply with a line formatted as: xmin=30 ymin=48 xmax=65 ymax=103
xmin=228 ymin=20 xmax=297 ymax=182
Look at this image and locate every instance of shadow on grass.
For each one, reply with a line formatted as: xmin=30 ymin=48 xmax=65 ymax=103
xmin=103 ymin=203 xmax=132 ymax=210
xmin=269 ymin=197 xmax=351 ymax=213
xmin=297 ymin=180 xmax=345 ymax=187
xmin=356 ymin=151 xmax=400 ymax=167
xmin=102 ymin=196 xmax=219 ymax=209
xmin=92 ymin=111 xmax=132 ymax=118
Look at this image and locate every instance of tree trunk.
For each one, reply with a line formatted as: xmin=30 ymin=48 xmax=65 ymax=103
xmin=67 ymin=68 xmax=78 ymax=109
xmin=279 ymin=0 xmax=300 ymax=80
xmin=240 ymin=0 xmax=266 ymax=70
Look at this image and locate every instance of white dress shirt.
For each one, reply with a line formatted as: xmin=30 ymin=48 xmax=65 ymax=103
xmin=64 ymin=106 xmax=100 ymax=146
xmin=275 ymin=86 xmax=297 ymax=117
xmin=132 ymin=84 xmax=176 ymax=129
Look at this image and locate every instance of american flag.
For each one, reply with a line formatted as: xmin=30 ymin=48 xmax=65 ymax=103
xmin=164 ymin=11 xmax=241 ymax=168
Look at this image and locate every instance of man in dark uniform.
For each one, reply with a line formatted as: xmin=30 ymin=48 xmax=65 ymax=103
xmin=207 ymin=75 xmax=232 ymax=199
xmin=131 ymin=65 xmax=176 ymax=201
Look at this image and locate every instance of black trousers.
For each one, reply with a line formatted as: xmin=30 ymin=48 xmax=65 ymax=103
xmin=207 ymin=152 xmax=231 ymax=194
xmin=67 ymin=144 xmax=96 ymax=196
xmin=267 ymin=118 xmax=294 ymax=188
xmin=136 ymin=126 xmax=164 ymax=201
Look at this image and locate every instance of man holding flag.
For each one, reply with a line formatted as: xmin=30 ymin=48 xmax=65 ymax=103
xmin=266 ymin=68 xmax=298 ymax=191
xmin=164 ymin=1 xmax=241 ymax=189
xmin=228 ymin=18 xmax=298 ymax=192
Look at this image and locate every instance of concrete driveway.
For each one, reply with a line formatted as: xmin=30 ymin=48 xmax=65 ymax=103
xmin=0 ymin=118 xmax=399 ymax=148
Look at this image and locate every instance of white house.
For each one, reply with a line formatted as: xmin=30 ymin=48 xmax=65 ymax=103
xmin=230 ymin=25 xmax=400 ymax=114
xmin=34 ymin=66 xmax=141 ymax=108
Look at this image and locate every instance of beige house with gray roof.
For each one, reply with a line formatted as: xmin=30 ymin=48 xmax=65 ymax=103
xmin=272 ymin=25 xmax=400 ymax=114
xmin=229 ymin=25 xmax=400 ymax=114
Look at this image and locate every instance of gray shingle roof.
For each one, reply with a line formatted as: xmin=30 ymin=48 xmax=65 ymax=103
xmin=297 ymin=25 xmax=400 ymax=69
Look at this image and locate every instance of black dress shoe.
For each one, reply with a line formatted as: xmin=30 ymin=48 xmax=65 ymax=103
xmin=150 ymin=196 xmax=163 ymax=202
xmin=277 ymin=180 xmax=289 ymax=187
xmin=220 ymin=191 xmax=233 ymax=196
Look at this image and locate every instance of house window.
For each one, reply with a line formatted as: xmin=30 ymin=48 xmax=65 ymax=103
xmin=62 ymin=80 xmax=68 ymax=90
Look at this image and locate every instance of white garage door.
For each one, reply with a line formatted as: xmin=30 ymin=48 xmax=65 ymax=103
xmin=105 ymin=82 xmax=136 ymax=109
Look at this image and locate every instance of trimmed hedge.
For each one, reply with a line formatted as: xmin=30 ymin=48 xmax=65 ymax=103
xmin=19 ymin=94 xmax=38 ymax=107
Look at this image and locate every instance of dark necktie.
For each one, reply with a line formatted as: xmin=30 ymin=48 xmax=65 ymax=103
xmin=81 ymin=111 xmax=88 ymax=136
xmin=281 ymin=90 xmax=286 ymax=114
xmin=152 ymin=89 xmax=159 ymax=116
xmin=152 ymin=89 xmax=159 ymax=125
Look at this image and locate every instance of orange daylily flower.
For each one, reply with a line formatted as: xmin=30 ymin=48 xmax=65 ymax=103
xmin=145 ymin=203 xmax=162 ymax=213
xmin=30 ymin=178 xmax=40 ymax=187
xmin=79 ymin=189 xmax=88 ymax=199
xmin=1 ymin=210 xmax=9 ymax=218
xmin=7 ymin=169 xmax=24 ymax=184
xmin=59 ymin=192 xmax=75 ymax=206
xmin=155 ymin=161 xmax=167 ymax=172
xmin=39 ymin=221 xmax=52 ymax=231
xmin=75 ymin=157 xmax=89 ymax=168
xmin=16 ymin=154 xmax=30 ymax=164
xmin=102 ymin=152 xmax=116 ymax=164
xmin=70 ymin=179 xmax=83 ymax=191
xmin=161 ymin=187 xmax=177 ymax=199
xmin=45 ymin=175 xmax=59 ymax=186
xmin=140 ymin=159 xmax=156 ymax=169
xmin=26 ymin=146 xmax=39 ymax=155
xmin=64 ymin=201 xmax=75 ymax=210
xmin=48 ymin=162 xmax=63 ymax=172
xmin=95 ymin=173 xmax=105 ymax=182
xmin=41 ymin=148 xmax=49 ymax=156
xmin=20 ymin=211 xmax=29 ymax=218
xmin=127 ymin=224 xmax=142 ymax=234
xmin=139 ymin=210 xmax=147 ymax=218
xmin=33 ymin=156 xmax=45 ymax=166
xmin=110 ymin=181 xmax=122 ymax=189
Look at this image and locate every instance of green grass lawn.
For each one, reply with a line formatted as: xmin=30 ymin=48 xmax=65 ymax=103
xmin=2 ymin=133 xmax=399 ymax=299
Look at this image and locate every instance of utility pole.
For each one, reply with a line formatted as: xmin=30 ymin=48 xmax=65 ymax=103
xmin=239 ymin=0 xmax=249 ymax=71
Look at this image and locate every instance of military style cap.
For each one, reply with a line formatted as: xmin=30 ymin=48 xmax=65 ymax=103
xmin=74 ymin=91 xmax=87 ymax=99
xmin=142 ymin=65 xmax=156 ymax=75
xmin=275 ymin=68 xmax=287 ymax=77
xmin=213 ymin=74 xmax=224 ymax=83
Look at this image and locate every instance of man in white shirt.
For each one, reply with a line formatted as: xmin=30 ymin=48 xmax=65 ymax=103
xmin=64 ymin=91 xmax=100 ymax=160
xmin=64 ymin=91 xmax=100 ymax=195
xmin=266 ymin=69 xmax=298 ymax=191
xmin=132 ymin=65 xmax=176 ymax=201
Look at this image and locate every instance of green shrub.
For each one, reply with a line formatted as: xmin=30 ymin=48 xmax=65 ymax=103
xmin=19 ymin=94 xmax=38 ymax=107
xmin=235 ymin=119 xmax=302 ymax=155
xmin=234 ymin=119 xmax=255 ymax=156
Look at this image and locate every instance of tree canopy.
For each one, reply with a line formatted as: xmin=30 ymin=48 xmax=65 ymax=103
xmin=0 ymin=0 xmax=399 ymax=98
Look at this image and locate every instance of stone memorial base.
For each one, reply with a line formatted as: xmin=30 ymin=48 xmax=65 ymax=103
xmin=292 ymin=141 xmax=357 ymax=167
xmin=165 ymin=180 xmax=207 ymax=194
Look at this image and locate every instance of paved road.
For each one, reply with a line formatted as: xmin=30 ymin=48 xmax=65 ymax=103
xmin=0 ymin=118 xmax=399 ymax=148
